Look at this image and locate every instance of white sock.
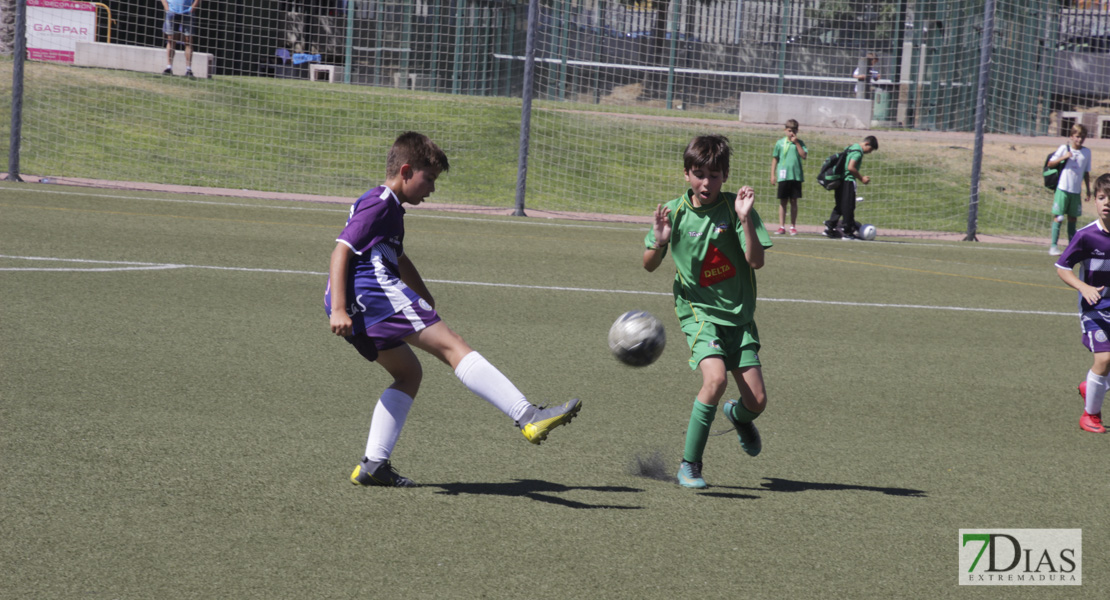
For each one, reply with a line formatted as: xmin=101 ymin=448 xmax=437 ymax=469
xmin=363 ymin=388 xmax=414 ymax=463
xmin=454 ymin=351 xmax=531 ymax=422
xmin=1086 ymin=371 xmax=1107 ymax=415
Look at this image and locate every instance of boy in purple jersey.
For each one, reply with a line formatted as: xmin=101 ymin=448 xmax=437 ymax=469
xmin=326 ymin=132 xmax=582 ymax=487
xmin=1057 ymin=173 xmax=1110 ymax=434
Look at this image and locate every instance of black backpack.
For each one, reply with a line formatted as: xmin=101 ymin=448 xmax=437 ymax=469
xmin=1043 ymin=151 xmax=1068 ymax=191
xmin=817 ymin=147 xmax=850 ymax=190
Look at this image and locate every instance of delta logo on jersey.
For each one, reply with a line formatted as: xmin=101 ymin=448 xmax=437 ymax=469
xmin=700 ymin=243 xmax=736 ymax=287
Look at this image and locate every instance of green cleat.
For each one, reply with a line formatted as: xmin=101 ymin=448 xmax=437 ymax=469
xmin=676 ymin=460 xmax=707 ymax=489
xmin=723 ymin=399 xmax=762 ymax=457
xmin=517 ymin=398 xmax=582 ymax=445
xmin=350 ymin=458 xmax=416 ymax=487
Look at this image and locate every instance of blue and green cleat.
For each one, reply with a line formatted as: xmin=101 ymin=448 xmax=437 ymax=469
xmin=723 ymin=399 xmax=762 ymax=457
xmin=676 ymin=460 xmax=707 ymax=489
xmin=517 ymin=398 xmax=582 ymax=445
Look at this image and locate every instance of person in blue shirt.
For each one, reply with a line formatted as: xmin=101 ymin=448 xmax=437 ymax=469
xmin=161 ymin=0 xmax=200 ymax=78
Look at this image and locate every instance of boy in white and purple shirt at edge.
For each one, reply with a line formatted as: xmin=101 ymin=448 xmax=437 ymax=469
xmin=325 ymin=132 xmax=582 ymax=487
xmin=1057 ymin=173 xmax=1110 ymax=434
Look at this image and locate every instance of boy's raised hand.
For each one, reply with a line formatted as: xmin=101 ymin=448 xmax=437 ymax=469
xmin=652 ymin=204 xmax=672 ymax=244
xmin=734 ymin=186 xmax=755 ymax=219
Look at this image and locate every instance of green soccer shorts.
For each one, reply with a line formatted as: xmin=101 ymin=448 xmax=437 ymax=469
xmin=1053 ymin=189 xmax=1082 ymax=218
xmin=680 ymin=318 xmax=761 ymax=371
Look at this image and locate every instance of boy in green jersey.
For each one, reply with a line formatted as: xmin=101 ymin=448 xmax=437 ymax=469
xmin=770 ymin=119 xmax=807 ymax=235
xmin=643 ymin=134 xmax=774 ymax=489
xmin=824 ymin=135 xmax=878 ymax=240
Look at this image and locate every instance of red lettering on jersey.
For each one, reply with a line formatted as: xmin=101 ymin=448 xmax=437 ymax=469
xmin=699 ymin=243 xmax=736 ymax=287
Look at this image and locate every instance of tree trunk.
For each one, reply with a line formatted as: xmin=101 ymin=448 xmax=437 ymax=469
xmin=0 ymin=0 xmax=17 ymax=54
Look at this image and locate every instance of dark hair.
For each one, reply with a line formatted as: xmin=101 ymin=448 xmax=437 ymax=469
xmin=386 ymin=131 xmax=449 ymax=178
xmin=1095 ymin=173 xmax=1110 ymax=198
xmin=684 ymin=134 xmax=731 ymax=174
xmin=863 ymin=135 xmax=879 ymax=150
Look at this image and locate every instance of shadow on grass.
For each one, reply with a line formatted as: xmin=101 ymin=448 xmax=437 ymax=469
xmin=430 ymin=479 xmax=645 ymax=510
xmin=694 ymin=491 xmax=762 ymax=500
xmin=760 ymin=477 xmax=927 ymax=497
xmin=708 ymin=477 xmax=927 ymax=498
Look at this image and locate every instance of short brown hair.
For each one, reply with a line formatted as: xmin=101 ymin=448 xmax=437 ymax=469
xmin=863 ymin=135 xmax=879 ymax=150
xmin=684 ymin=134 xmax=731 ymax=174
xmin=1094 ymin=173 xmax=1110 ymax=198
xmin=1071 ymin=123 xmax=1089 ymax=138
xmin=386 ymin=131 xmax=449 ymax=178
xmin=784 ymin=119 xmax=799 ymax=131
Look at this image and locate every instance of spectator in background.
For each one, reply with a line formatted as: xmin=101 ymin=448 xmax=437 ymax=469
xmin=854 ymin=53 xmax=879 ymax=99
xmin=1048 ymin=123 xmax=1093 ymax=256
xmin=161 ymin=0 xmax=200 ymax=78
xmin=770 ymin=119 xmax=807 ymax=235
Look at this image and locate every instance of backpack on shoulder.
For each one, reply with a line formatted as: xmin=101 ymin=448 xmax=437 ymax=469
xmin=817 ymin=148 xmax=850 ymax=191
xmin=1043 ymin=152 xmax=1067 ymax=191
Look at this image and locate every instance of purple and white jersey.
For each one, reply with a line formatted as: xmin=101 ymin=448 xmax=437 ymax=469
xmin=324 ymin=185 xmax=422 ymax=332
xmin=1057 ymin=221 xmax=1110 ymax=317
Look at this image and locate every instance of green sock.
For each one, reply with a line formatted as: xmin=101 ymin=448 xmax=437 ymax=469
xmin=1067 ymin=220 xmax=1077 ymax=240
xmin=683 ymin=400 xmax=716 ymax=464
xmin=728 ymin=400 xmax=761 ymax=424
xmin=1051 ymin=220 xmax=1061 ymax=245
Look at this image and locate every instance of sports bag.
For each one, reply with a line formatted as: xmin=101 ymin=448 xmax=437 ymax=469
xmin=1043 ymin=151 xmax=1067 ymax=191
xmin=817 ymin=148 xmax=850 ymax=191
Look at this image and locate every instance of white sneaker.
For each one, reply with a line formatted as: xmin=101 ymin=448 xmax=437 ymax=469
xmin=1049 ymin=245 xmax=1062 ymax=256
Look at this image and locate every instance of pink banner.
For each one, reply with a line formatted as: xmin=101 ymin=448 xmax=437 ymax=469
xmin=28 ymin=48 xmax=75 ymax=62
xmin=28 ymin=0 xmax=96 ymax=12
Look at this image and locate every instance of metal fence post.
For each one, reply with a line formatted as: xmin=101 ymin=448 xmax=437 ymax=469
xmin=514 ymin=0 xmax=540 ymax=217
xmin=966 ymin=0 xmax=996 ymax=242
xmin=5 ymin=0 xmax=26 ymax=183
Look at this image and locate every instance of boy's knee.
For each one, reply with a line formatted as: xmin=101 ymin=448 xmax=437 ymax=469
xmin=389 ymin=361 xmax=423 ymax=392
xmin=700 ymin=372 xmax=728 ymax=398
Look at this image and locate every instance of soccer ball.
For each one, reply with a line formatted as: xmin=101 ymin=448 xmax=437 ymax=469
xmin=858 ymin=223 xmax=877 ymax=241
xmin=608 ymin=310 xmax=666 ymax=367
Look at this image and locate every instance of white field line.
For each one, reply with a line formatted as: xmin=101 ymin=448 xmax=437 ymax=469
xmin=0 ymin=254 xmax=1072 ymax=317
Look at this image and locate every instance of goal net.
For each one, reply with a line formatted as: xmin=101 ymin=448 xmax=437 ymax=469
xmin=1 ymin=0 xmax=1107 ymax=239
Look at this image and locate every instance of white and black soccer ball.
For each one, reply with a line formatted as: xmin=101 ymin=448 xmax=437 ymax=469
xmin=858 ymin=223 xmax=877 ymax=241
xmin=608 ymin=310 xmax=666 ymax=367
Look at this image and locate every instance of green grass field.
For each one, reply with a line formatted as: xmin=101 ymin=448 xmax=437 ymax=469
xmin=1 ymin=182 xmax=1105 ymax=598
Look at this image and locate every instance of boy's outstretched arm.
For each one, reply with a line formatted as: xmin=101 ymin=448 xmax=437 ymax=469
xmin=643 ymin=204 xmax=672 ymax=272
xmin=398 ymin=254 xmax=435 ymax=308
xmin=329 ymin=243 xmax=354 ymax=337
xmin=734 ymin=186 xmax=765 ymax=270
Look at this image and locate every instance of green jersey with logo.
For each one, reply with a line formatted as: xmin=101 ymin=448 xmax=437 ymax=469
xmin=843 ymin=143 xmax=864 ymax=183
xmin=772 ymin=137 xmax=807 ymax=182
xmin=645 ymin=190 xmax=773 ymax=327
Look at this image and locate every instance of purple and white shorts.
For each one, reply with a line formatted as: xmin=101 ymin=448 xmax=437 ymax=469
xmin=1081 ymin=309 xmax=1110 ymax=353
xmin=347 ymin=298 xmax=440 ymax=361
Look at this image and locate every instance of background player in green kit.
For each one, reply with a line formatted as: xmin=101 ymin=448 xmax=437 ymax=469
xmin=643 ymin=134 xmax=774 ymax=489
xmin=770 ymin=119 xmax=807 ymax=235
